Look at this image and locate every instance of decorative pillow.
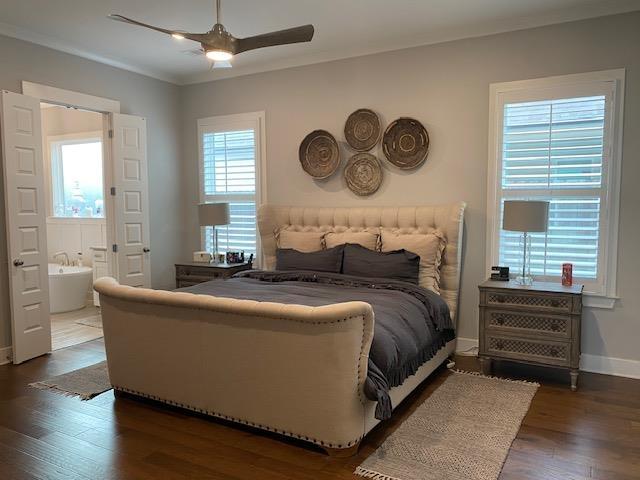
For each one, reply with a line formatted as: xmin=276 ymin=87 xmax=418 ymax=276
xmin=276 ymin=246 xmax=344 ymax=273
xmin=381 ymin=230 xmax=445 ymax=292
xmin=342 ymin=243 xmax=420 ymax=284
xmin=277 ymin=230 xmax=324 ymax=252
xmin=325 ymin=231 xmax=378 ymax=250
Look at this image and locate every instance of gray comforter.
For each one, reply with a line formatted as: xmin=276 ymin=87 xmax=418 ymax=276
xmin=179 ymin=270 xmax=455 ymax=420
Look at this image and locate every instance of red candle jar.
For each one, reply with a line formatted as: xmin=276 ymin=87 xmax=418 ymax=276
xmin=562 ymin=263 xmax=573 ymax=286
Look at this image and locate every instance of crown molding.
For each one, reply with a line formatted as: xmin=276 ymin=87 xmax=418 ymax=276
xmin=0 ymin=21 xmax=180 ymax=84
xmin=180 ymin=4 xmax=640 ymax=85
xmin=1 ymin=2 xmax=639 ymax=87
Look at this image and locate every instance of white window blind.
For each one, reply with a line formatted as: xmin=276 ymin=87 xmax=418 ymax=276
xmin=488 ymin=71 xmax=624 ymax=301
xmin=203 ymin=130 xmax=256 ymax=196
xmin=198 ymin=113 xmax=264 ymax=260
xmin=499 ymin=96 xmax=605 ymax=279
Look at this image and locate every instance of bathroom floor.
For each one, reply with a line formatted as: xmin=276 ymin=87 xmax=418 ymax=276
xmin=50 ymin=305 xmax=103 ymax=350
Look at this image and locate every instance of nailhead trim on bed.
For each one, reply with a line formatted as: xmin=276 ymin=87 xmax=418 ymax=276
xmin=98 ymin=282 xmax=373 ymax=451
xmin=113 ymin=385 xmax=364 ymax=449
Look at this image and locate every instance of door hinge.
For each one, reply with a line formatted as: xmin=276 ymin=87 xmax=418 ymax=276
xmin=110 ymin=187 xmax=116 ymax=196
xmin=108 ymin=129 xmax=114 ymax=138
xmin=112 ymin=244 xmax=118 ymax=253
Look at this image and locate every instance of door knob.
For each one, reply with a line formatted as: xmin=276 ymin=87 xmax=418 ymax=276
xmin=13 ymin=259 xmax=24 ymax=267
xmin=143 ymin=247 xmax=150 ymax=253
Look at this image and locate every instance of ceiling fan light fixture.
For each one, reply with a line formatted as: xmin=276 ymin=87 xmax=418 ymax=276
xmin=206 ymin=49 xmax=233 ymax=61
xmin=109 ymin=0 xmax=315 ymax=73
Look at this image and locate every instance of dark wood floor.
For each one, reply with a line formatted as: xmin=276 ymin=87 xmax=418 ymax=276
xmin=0 ymin=339 xmax=639 ymax=480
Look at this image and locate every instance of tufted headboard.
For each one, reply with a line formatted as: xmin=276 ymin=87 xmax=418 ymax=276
xmin=257 ymin=202 xmax=466 ymax=324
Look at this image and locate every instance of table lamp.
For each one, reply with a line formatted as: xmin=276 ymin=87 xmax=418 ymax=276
xmin=502 ymin=200 xmax=549 ymax=285
xmin=198 ymin=202 xmax=230 ymax=263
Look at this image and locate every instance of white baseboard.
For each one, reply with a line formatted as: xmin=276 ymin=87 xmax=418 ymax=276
xmin=580 ymin=354 xmax=640 ymax=379
xmin=0 ymin=346 xmax=12 ymax=365
xmin=455 ymin=337 xmax=479 ymax=354
xmin=454 ymin=337 xmax=640 ymax=379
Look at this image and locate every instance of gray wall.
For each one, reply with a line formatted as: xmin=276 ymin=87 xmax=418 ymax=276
xmin=180 ymin=12 xmax=640 ymax=362
xmin=0 ymin=34 xmax=183 ymax=349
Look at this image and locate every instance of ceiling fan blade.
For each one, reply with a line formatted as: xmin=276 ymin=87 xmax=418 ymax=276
xmin=108 ymin=14 xmax=208 ymax=43
xmin=235 ymin=24 xmax=314 ymax=54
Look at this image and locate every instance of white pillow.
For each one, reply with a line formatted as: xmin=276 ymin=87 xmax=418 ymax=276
xmin=325 ymin=231 xmax=378 ymax=250
xmin=381 ymin=230 xmax=445 ymax=292
xmin=277 ymin=230 xmax=324 ymax=252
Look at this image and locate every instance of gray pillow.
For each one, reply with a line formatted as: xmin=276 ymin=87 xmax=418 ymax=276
xmin=276 ymin=245 xmax=344 ymax=273
xmin=342 ymin=243 xmax=420 ymax=284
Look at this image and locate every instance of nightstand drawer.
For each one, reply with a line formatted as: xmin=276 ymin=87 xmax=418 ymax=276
xmin=485 ymin=334 xmax=570 ymax=367
xmin=485 ymin=309 xmax=571 ymax=339
xmin=485 ymin=290 xmax=572 ymax=313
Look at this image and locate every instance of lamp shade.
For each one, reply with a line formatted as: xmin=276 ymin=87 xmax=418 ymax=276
xmin=503 ymin=200 xmax=549 ymax=232
xmin=198 ymin=202 xmax=230 ymax=227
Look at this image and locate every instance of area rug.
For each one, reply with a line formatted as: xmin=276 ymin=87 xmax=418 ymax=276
xmin=355 ymin=370 xmax=539 ymax=480
xmin=75 ymin=315 xmax=103 ymax=329
xmin=29 ymin=361 xmax=110 ymax=400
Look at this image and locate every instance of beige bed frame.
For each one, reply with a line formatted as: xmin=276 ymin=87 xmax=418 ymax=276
xmin=94 ymin=202 xmax=465 ymax=456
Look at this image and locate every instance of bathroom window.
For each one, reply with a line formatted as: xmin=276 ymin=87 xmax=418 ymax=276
xmin=48 ymin=133 xmax=104 ymax=218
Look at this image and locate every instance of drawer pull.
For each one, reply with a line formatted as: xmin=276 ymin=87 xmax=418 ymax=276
xmin=496 ymin=317 xmax=505 ymax=325
xmin=496 ymin=295 xmax=506 ymax=303
xmin=496 ymin=341 xmax=504 ymax=350
xmin=550 ymin=299 xmax=560 ymax=308
xmin=550 ymin=323 xmax=560 ymax=332
xmin=549 ymin=348 xmax=559 ymax=357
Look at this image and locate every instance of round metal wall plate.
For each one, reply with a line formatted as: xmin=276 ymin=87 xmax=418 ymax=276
xmin=382 ymin=117 xmax=429 ymax=169
xmin=344 ymin=152 xmax=383 ymax=196
xmin=344 ymin=108 xmax=381 ymax=151
xmin=299 ymin=129 xmax=341 ymax=179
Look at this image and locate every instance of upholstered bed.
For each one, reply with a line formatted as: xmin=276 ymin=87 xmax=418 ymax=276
xmin=94 ymin=202 xmax=465 ymax=456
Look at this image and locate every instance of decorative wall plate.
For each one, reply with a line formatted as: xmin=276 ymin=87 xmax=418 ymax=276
xmin=299 ymin=129 xmax=341 ymax=179
xmin=344 ymin=153 xmax=383 ymax=196
xmin=344 ymin=108 xmax=381 ymax=151
xmin=382 ymin=117 xmax=429 ymax=169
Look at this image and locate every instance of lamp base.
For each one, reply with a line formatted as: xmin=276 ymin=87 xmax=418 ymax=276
xmin=515 ymin=274 xmax=534 ymax=286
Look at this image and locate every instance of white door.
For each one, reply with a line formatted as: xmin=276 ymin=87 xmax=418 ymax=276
xmin=0 ymin=90 xmax=51 ymax=363
xmin=110 ymin=113 xmax=151 ymax=287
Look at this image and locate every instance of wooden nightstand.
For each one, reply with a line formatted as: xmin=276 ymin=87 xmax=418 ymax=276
xmin=175 ymin=262 xmax=252 ymax=288
xmin=478 ymin=280 xmax=583 ymax=391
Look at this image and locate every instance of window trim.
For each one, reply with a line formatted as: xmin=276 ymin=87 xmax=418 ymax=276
xmin=197 ymin=111 xmax=267 ymax=265
xmin=487 ymin=70 xmax=624 ymax=308
xmin=45 ymin=130 xmax=104 ymax=219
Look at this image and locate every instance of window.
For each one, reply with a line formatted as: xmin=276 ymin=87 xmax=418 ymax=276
xmin=198 ymin=112 xmax=265 ymax=261
xmin=487 ymin=71 xmax=624 ymax=306
xmin=48 ymin=133 xmax=104 ymax=218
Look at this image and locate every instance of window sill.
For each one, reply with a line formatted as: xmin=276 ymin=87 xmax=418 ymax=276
xmin=47 ymin=216 xmax=105 ymax=223
xmin=583 ymin=292 xmax=618 ymax=309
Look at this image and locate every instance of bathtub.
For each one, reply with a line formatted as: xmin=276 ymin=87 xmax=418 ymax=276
xmin=48 ymin=264 xmax=93 ymax=314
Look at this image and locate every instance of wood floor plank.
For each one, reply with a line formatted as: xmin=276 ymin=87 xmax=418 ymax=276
xmin=0 ymin=439 xmax=88 ymax=480
xmin=0 ymin=338 xmax=638 ymax=480
xmin=0 ymin=424 xmax=113 ymax=480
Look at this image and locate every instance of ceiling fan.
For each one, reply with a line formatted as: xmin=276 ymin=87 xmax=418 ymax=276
xmin=109 ymin=0 xmax=314 ymax=69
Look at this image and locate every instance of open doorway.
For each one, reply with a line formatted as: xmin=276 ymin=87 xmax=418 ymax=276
xmin=2 ymin=85 xmax=150 ymax=363
xmin=40 ymin=102 xmax=106 ymax=350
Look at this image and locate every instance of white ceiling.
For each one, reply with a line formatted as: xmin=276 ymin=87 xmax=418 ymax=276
xmin=1 ymin=0 xmax=639 ymax=85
